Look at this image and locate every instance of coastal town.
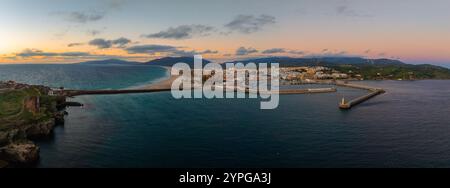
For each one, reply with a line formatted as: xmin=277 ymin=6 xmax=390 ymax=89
xmin=279 ymin=66 xmax=351 ymax=84
xmin=220 ymin=65 xmax=355 ymax=86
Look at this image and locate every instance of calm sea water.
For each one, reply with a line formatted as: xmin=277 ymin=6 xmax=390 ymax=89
xmin=1 ymin=64 xmax=450 ymax=168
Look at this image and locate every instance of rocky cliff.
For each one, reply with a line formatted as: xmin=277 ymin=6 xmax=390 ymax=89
xmin=0 ymin=82 xmax=67 ymax=167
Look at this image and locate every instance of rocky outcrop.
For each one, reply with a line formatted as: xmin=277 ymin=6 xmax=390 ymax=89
xmin=55 ymin=112 xmax=66 ymax=125
xmin=23 ymin=119 xmax=56 ymax=139
xmin=0 ymin=119 xmax=57 ymax=165
xmin=0 ymin=83 xmax=68 ymax=166
xmin=0 ymin=119 xmax=56 ymax=144
xmin=0 ymin=141 xmax=39 ymax=164
xmin=0 ymin=126 xmax=43 ymax=168
xmin=0 ymin=129 xmax=26 ymax=147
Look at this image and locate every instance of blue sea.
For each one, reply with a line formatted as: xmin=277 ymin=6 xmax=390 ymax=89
xmin=1 ymin=64 xmax=450 ymax=168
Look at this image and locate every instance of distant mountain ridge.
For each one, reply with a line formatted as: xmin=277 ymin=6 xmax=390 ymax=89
xmin=144 ymin=57 xmax=212 ymax=67
xmin=76 ymin=59 xmax=139 ymax=65
xmin=225 ymin=57 xmax=450 ymax=79
xmin=76 ymin=57 xmax=213 ymax=67
xmin=225 ymin=56 xmax=405 ymax=66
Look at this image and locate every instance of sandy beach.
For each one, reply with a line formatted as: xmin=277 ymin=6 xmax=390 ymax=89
xmin=139 ymin=66 xmax=178 ymax=90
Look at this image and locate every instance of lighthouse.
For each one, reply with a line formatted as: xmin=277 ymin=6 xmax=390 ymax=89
xmin=340 ymin=97 xmax=346 ymax=105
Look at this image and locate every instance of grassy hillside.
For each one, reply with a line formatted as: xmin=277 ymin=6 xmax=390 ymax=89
xmin=330 ymin=63 xmax=450 ymax=80
xmin=226 ymin=57 xmax=450 ymax=80
xmin=0 ymin=87 xmax=56 ymax=130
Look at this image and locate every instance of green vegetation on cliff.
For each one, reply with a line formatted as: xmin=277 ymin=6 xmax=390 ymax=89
xmin=0 ymin=83 xmax=64 ymax=166
xmin=0 ymin=86 xmax=57 ymax=131
xmin=330 ymin=63 xmax=450 ymax=80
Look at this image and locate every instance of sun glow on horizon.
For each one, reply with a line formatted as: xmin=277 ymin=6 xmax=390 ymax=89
xmin=0 ymin=0 xmax=449 ymax=65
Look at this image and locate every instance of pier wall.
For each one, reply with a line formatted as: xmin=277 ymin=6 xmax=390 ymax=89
xmin=59 ymin=80 xmax=383 ymax=110
xmin=65 ymin=87 xmax=337 ymax=97
xmin=64 ymin=88 xmax=172 ymax=97
xmin=339 ymin=89 xmax=384 ymax=109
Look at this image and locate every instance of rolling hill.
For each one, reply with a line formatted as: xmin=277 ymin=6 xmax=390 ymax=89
xmin=225 ymin=57 xmax=450 ymax=80
xmin=76 ymin=59 xmax=139 ymax=65
xmin=144 ymin=57 xmax=212 ymax=68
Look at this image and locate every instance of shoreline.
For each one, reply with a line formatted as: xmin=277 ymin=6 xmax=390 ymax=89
xmin=136 ymin=66 xmax=178 ymax=90
xmin=135 ymin=66 xmax=387 ymax=93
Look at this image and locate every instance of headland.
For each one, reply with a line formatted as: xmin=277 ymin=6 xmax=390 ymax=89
xmin=0 ymin=81 xmax=67 ymax=167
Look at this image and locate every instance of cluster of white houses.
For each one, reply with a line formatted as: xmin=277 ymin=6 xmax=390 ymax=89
xmin=171 ymin=65 xmax=355 ymax=86
xmin=279 ymin=66 xmax=351 ymax=81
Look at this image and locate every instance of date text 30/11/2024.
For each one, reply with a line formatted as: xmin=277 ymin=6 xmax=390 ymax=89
xmin=179 ymin=172 xmax=271 ymax=185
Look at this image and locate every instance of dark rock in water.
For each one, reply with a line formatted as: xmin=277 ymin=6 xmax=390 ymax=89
xmin=57 ymin=101 xmax=83 ymax=110
xmin=64 ymin=101 xmax=83 ymax=107
xmin=55 ymin=112 xmax=66 ymax=125
xmin=55 ymin=97 xmax=67 ymax=110
xmin=0 ymin=142 xmax=40 ymax=164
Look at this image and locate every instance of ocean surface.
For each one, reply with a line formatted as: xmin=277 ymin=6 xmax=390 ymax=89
xmin=1 ymin=64 xmax=450 ymax=168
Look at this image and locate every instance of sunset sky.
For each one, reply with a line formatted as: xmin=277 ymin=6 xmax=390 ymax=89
xmin=1 ymin=0 xmax=449 ymax=65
